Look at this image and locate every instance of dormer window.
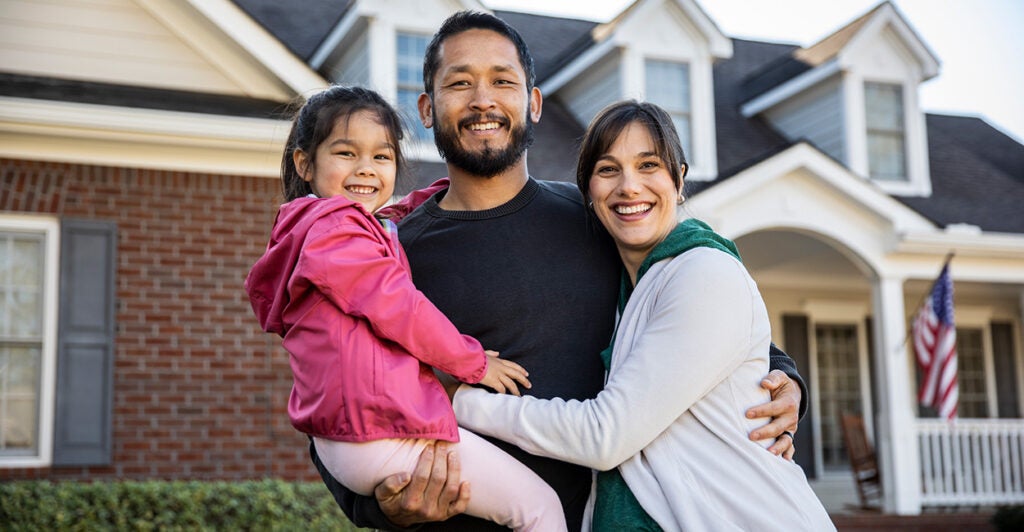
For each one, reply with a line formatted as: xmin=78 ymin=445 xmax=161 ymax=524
xmin=397 ymin=32 xmax=431 ymax=142
xmin=645 ymin=59 xmax=693 ymax=161
xmin=865 ymin=82 xmax=907 ymax=182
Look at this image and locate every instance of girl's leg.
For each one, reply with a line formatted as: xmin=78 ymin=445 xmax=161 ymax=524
xmin=453 ymin=427 xmax=567 ymax=532
xmin=313 ymin=431 xmax=567 ymax=531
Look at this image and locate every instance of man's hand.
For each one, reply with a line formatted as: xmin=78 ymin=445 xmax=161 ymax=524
xmin=374 ymin=441 xmax=470 ymax=527
xmin=745 ymin=369 xmax=801 ymax=460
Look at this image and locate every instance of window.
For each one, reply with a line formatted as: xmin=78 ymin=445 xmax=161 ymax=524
xmin=815 ymin=324 xmax=863 ymax=472
xmin=0 ymin=217 xmax=58 ymax=466
xmin=957 ymin=328 xmax=988 ymax=418
xmin=865 ymin=82 xmax=906 ymax=181
xmin=645 ymin=60 xmax=692 ymax=162
xmin=397 ymin=32 xmax=431 ymax=142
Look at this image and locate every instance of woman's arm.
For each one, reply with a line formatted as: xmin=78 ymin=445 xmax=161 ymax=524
xmin=454 ymin=249 xmax=764 ymax=471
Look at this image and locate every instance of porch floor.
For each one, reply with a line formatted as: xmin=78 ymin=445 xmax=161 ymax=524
xmin=830 ymin=508 xmax=996 ymax=531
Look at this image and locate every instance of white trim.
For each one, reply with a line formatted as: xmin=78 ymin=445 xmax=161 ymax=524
xmin=741 ymin=60 xmax=842 ymax=117
xmin=539 ymin=39 xmax=618 ymax=96
xmin=0 ymin=97 xmax=291 ymax=177
xmin=178 ymin=0 xmax=327 ymax=94
xmin=310 ymin=7 xmax=363 ymax=69
xmin=898 ymin=229 xmax=1024 ymax=259
xmin=0 ymin=214 xmax=60 ymax=468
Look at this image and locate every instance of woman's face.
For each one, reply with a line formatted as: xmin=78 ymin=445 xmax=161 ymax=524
xmin=588 ymin=122 xmax=680 ymax=275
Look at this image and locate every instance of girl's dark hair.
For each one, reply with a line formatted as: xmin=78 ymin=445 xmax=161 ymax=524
xmin=281 ymin=85 xmax=406 ymax=201
xmin=576 ymin=100 xmax=689 ymax=208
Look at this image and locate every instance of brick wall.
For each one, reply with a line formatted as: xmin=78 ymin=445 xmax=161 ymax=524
xmin=0 ymin=158 xmax=317 ymax=481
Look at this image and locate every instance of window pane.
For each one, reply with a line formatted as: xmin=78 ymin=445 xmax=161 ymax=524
xmin=1 ymin=346 xmax=41 ymax=452
xmin=397 ymin=33 xmax=432 ymax=142
xmin=816 ymin=324 xmax=863 ymax=471
xmin=867 ymin=133 xmax=906 ymax=181
xmin=957 ymin=328 xmax=988 ymax=418
xmin=645 ymin=60 xmax=693 ymax=162
xmin=0 ymin=231 xmax=45 ymax=456
xmin=865 ymin=82 xmax=907 ymax=181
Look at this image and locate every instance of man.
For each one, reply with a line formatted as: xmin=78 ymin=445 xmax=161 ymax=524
xmin=311 ymin=11 xmax=805 ymax=530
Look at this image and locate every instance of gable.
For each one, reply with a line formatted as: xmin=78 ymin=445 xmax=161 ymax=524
xmin=688 ymin=142 xmax=935 ymax=263
xmin=1 ymin=0 xmax=321 ymax=102
xmin=845 ymin=25 xmax=923 ymax=82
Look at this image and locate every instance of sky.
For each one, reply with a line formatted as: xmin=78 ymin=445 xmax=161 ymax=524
xmin=483 ymin=0 xmax=1024 ymax=144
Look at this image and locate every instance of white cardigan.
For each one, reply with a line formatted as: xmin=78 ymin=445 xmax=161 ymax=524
xmin=454 ymin=248 xmax=834 ymax=531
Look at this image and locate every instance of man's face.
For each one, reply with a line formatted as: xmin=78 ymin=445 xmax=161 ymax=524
xmin=418 ymin=29 xmax=542 ymax=177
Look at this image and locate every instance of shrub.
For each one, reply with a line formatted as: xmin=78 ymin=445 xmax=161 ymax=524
xmin=0 ymin=480 xmax=368 ymax=531
xmin=993 ymin=504 xmax=1024 ymax=532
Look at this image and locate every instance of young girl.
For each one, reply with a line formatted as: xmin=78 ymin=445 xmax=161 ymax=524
xmin=244 ymin=86 xmax=566 ymax=531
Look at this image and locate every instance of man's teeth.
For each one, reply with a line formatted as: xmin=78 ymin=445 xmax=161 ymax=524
xmin=347 ymin=186 xmax=377 ymax=194
xmin=615 ymin=204 xmax=652 ymax=215
xmin=468 ymin=122 xmax=501 ymax=131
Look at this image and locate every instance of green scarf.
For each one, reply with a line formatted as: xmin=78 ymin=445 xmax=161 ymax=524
xmin=593 ymin=218 xmax=740 ymax=531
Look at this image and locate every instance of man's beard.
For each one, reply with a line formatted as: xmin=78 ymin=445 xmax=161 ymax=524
xmin=433 ymin=111 xmax=535 ymax=178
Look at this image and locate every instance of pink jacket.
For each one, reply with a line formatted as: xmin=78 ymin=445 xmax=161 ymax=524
xmin=245 ymin=195 xmax=486 ymax=442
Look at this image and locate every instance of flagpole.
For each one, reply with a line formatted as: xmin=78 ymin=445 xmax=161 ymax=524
xmin=899 ymin=252 xmax=955 ymax=349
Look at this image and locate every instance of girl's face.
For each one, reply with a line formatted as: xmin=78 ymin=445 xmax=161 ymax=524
xmin=294 ymin=109 xmax=397 ymax=213
xmin=588 ymin=122 xmax=682 ymax=278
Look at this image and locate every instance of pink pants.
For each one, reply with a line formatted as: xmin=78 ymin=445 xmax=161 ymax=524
xmin=314 ymin=428 xmax=567 ymax=531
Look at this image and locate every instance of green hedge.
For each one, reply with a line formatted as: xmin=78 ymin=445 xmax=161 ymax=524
xmin=0 ymin=479 xmax=369 ymax=531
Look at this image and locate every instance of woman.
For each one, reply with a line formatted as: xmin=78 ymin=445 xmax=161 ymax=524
xmin=452 ymin=101 xmax=834 ymax=531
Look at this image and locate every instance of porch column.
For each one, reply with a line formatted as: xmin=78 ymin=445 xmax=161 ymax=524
xmin=871 ymin=276 xmax=922 ymax=514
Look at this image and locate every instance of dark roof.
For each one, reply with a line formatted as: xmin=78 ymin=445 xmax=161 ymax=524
xmin=713 ymin=39 xmax=794 ymax=176
xmin=897 ymin=114 xmax=1024 ymax=233
xmin=232 ymin=0 xmax=352 ymax=61
xmin=495 ymin=10 xmax=599 ymax=83
xmin=0 ymin=72 xmax=291 ymax=119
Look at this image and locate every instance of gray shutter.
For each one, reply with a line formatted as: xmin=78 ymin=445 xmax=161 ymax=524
xmin=783 ymin=314 xmax=815 ymax=478
xmin=52 ymin=219 xmax=117 ymax=466
xmin=992 ymin=322 xmax=1020 ymax=418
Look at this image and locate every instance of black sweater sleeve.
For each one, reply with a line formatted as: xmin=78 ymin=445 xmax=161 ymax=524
xmin=768 ymin=343 xmax=809 ymax=419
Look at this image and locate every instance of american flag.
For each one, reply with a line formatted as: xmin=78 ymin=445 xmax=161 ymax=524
xmin=912 ymin=262 xmax=958 ymax=420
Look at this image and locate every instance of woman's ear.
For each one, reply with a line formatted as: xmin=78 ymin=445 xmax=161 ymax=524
xmin=294 ymin=149 xmax=312 ymax=182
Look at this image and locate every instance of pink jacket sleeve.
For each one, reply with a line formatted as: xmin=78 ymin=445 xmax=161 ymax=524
xmin=300 ymin=210 xmax=487 ymax=384
xmin=377 ymin=178 xmax=450 ymax=223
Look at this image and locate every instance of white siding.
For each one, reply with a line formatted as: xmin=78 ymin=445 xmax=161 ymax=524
xmin=0 ymin=0 xmax=260 ymax=96
xmin=766 ymin=76 xmax=846 ymax=163
xmin=560 ymin=53 xmax=621 ymax=127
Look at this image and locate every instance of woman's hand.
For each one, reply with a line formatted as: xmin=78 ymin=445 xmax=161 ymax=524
xmin=746 ymin=369 xmax=801 ymax=460
xmin=478 ymin=350 xmax=532 ymax=396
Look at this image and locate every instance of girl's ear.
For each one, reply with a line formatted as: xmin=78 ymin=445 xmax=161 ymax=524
xmin=293 ymin=149 xmax=312 ymax=182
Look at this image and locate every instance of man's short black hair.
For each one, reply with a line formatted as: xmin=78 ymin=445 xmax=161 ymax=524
xmin=422 ymin=11 xmax=536 ymax=97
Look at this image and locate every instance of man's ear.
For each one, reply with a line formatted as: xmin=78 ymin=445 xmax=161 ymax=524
xmin=294 ymin=150 xmax=312 ymax=182
xmin=417 ymin=93 xmax=433 ymax=129
xmin=529 ymin=86 xmax=542 ymax=123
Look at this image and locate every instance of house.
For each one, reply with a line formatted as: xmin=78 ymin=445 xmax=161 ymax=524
xmin=1 ymin=0 xmax=1022 ymax=516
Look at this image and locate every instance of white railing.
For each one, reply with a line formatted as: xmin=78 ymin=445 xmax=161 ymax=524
xmin=916 ymin=418 xmax=1024 ymax=506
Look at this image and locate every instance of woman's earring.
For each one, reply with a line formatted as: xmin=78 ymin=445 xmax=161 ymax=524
xmin=677 ymin=195 xmax=685 ymax=205
xmin=588 ymin=201 xmax=594 ymax=210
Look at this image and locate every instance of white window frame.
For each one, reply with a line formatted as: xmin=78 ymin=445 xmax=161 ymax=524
xmin=804 ymin=300 xmax=874 ymax=479
xmin=864 ymin=81 xmax=907 ymax=182
xmin=955 ymin=307 xmax=999 ymax=419
xmin=0 ymin=214 xmax=59 ymax=468
xmin=394 ymin=30 xmax=440 ymax=163
xmin=643 ymin=58 xmax=693 ymax=165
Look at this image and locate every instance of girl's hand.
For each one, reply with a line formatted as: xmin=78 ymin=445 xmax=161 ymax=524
xmin=478 ymin=350 xmax=531 ymax=396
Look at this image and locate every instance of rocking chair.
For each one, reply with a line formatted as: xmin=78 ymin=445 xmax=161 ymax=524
xmin=840 ymin=413 xmax=882 ymax=509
